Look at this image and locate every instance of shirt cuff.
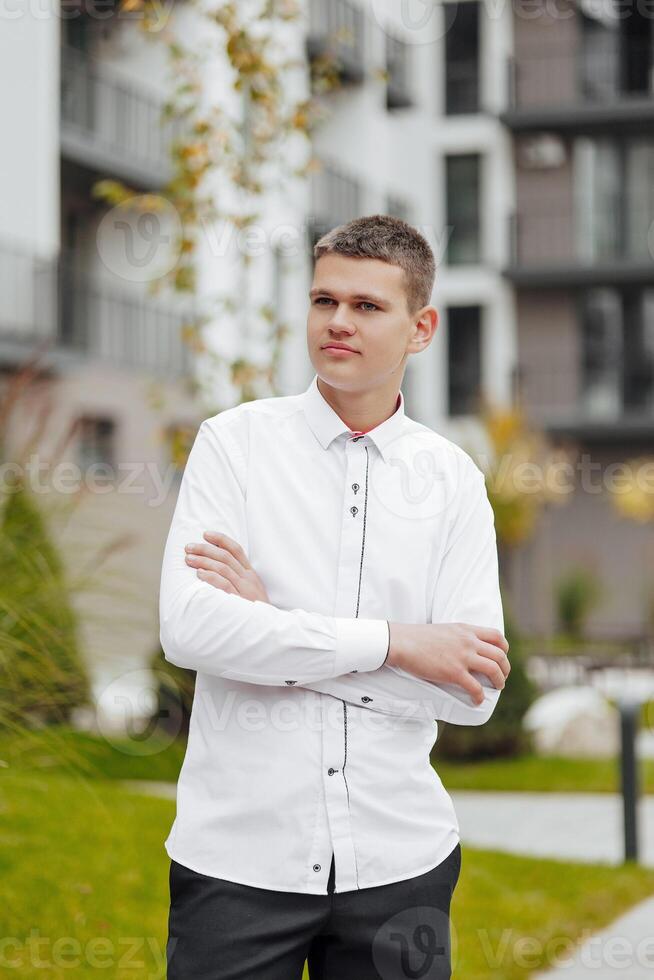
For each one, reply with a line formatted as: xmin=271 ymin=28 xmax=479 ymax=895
xmin=333 ymin=617 xmax=391 ymax=675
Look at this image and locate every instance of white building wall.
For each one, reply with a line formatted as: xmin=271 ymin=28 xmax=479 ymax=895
xmin=0 ymin=11 xmax=59 ymax=255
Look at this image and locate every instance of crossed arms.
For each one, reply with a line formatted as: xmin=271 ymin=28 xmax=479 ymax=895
xmin=159 ymin=418 xmax=507 ymax=725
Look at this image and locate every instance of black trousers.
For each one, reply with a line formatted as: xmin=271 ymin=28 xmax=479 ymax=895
xmin=166 ymin=842 xmax=461 ymax=979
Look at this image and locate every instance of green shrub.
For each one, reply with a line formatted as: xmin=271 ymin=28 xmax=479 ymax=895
xmin=431 ymin=603 xmax=537 ymax=761
xmin=555 ymin=565 xmax=603 ymax=639
xmin=0 ymin=480 xmax=92 ymax=729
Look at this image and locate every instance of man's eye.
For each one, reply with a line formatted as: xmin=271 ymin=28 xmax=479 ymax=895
xmin=313 ymin=298 xmax=377 ymax=311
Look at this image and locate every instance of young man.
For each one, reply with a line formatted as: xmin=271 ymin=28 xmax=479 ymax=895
xmin=160 ymin=214 xmax=510 ymax=979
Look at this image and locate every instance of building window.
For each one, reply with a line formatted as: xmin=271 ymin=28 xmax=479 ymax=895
xmin=306 ymin=0 xmax=365 ymax=89
xmin=447 ymin=305 xmax=481 ymax=415
xmin=77 ymin=416 xmax=115 ymax=473
xmin=444 ymin=0 xmax=480 ymax=114
xmin=581 ymin=287 xmax=654 ymax=417
xmin=445 ymin=153 xmax=481 ymax=264
xmin=575 ymin=137 xmax=654 ymax=263
xmin=386 ymin=32 xmax=413 ymax=110
xmin=580 ymin=4 xmax=652 ymax=103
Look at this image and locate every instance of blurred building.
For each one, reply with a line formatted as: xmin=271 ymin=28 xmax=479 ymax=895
xmin=500 ymin=0 xmax=654 ymax=636
xmin=0 ymin=8 xmax=208 ymax=723
xmin=0 ymin=0 xmax=652 ymax=729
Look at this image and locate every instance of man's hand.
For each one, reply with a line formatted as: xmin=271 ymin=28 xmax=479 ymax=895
xmin=184 ymin=531 xmax=270 ymax=603
xmin=387 ymin=622 xmax=510 ymax=706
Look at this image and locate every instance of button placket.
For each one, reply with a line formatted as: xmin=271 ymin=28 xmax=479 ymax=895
xmin=320 ymin=697 xmax=358 ymax=892
xmin=318 ymin=438 xmax=370 ymax=893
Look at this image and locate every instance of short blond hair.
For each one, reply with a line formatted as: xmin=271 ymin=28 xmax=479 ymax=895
xmin=313 ymin=214 xmax=435 ymax=315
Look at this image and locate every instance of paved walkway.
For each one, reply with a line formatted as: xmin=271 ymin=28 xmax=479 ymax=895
xmin=530 ymin=895 xmax=654 ymax=978
xmin=449 ymin=789 xmax=654 ymax=867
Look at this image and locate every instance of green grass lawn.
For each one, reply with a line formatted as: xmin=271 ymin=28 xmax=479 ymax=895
xmin=433 ymin=752 xmax=654 ymax=794
xmin=2 ymin=767 xmax=654 ymax=979
xmin=2 ymin=724 xmax=653 ymax=794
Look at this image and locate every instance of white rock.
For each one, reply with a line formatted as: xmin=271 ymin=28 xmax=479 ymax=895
xmin=523 ymin=686 xmax=619 ymax=757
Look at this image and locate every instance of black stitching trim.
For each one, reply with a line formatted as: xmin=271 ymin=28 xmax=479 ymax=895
xmin=354 ymin=446 xmax=370 ymax=618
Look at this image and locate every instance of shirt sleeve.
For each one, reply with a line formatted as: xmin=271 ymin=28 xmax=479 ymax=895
xmin=158 ymin=417 xmax=389 ymax=685
xmin=297 ymin=456 xmax=506 ymax=725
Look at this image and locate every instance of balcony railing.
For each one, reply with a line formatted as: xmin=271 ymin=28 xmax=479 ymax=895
xmin=60 ymin=43 xmax=186 ymax=185
xmin=507 ymin=38 xmax=654 ymax=112
xmin=58 ymin=254 xmax=196 ymax=378
xmin=307 ymin=0 xmax=365 ymax=86
xmin=0 ymin=243 xmax=58 ymax=343
xmin=512 ymin=361 xmax=654 ymax=429
xmin=0 ymin=243 xmax=196 ymax=379
xmin=508 ymin=201 xmax=654 ymax=272
xmin=308 ymin=162 xmax=362 ymax=250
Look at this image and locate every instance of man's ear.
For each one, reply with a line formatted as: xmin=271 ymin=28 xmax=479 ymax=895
xmin=409 ymin=306 xmax=438 ymax=354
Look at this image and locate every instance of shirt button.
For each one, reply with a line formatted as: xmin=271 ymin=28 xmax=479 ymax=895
xmin=352 ymin=483 xmax=359 ymax=493
xmin=327 ymin=767 xmax=336 ymax=775
xmin=313 ymin=864 xmax=321 ymax=872
xmin=284 ymin=680 xmax=297 ymax=685
xmin=361 ymin=696 xmax=373 ymax=703
xmin=352 ymin=435 xmax=363 ymax=442
xmin=350 ymin=506 xmax=358 ymax=516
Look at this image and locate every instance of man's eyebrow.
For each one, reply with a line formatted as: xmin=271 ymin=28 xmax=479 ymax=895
xmin=309 ymin=288 xmax=389 ymax=306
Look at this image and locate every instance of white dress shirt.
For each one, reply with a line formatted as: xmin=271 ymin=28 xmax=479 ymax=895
xmin=159 ymin=373 xmax=505 ymax=894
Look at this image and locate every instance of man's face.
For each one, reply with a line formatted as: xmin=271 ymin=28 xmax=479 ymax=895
xmin=307 ymin=253 xmax=432 ymax=391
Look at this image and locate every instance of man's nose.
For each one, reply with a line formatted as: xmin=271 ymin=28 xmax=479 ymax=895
xmin=327 ymin=305 xmax=355 ymax=332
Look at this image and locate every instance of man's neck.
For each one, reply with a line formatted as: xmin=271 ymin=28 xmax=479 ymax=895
xmin=317 ymin=377 xmax=401 ymax=434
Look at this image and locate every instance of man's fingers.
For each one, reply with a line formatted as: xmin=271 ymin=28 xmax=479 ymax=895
xmin=457 ymin=671 xmax=485 ymax=706
xmin=186 ymin=540 xmax=244 ymax=575
xmin=203 ymin=531 xmax=252 ymax=570
xmin=467 ymin=624 xmax=509 ymax=654
xmin=196 ymin=568 xmax=238 ymax=594
xmin=474 ymin=639 xmax=511 ymax=678
xmin=188 ymin=554 xmax=240 ymax=590
xmin=470 ymin=653 xmax=506 ymax=690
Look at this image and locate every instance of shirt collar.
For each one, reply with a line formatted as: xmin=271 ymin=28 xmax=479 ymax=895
xmin=300 ymin=373 xmax=406 ymax=464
